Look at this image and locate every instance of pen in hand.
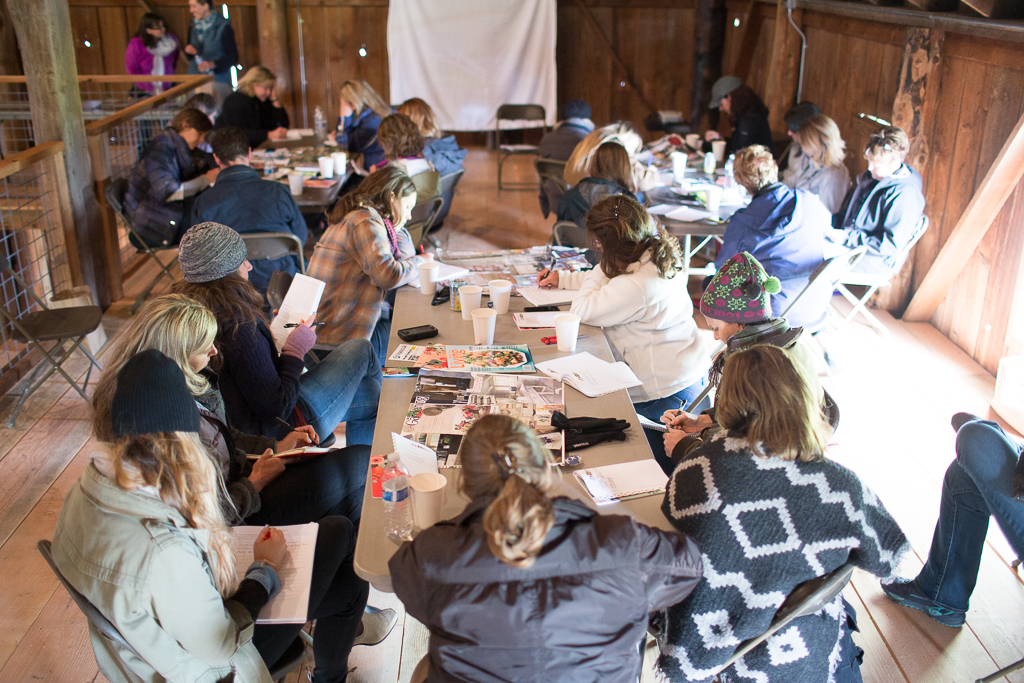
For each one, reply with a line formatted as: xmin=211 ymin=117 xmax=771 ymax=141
xmin=283 ymin=322 xmax=326 ymax=328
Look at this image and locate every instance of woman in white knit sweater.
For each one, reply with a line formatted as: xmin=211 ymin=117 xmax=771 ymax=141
xmin=539 ymin=194 xmax=710 ymax=470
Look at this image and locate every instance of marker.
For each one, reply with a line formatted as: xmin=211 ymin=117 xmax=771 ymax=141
xmin=283 ymin=322 xmax=326 ymax=328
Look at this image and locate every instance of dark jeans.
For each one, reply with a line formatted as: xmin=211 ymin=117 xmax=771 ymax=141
xmin=634 ymin=376 xmax=712 ymax=475
xmin=915 ymin=418 xmax=1024 ymax=613
xmin=835 ymin=597 xmax=864 ymax=683
xmin=371 ymin=313 xmax=392 ymax=365
xmin=253 ymin=516 xmax=369 ymax=683
xmin=297 ymin=338 xmax=382 ymax=447
xmin=245 ymin=445 xmax=371 ymax=527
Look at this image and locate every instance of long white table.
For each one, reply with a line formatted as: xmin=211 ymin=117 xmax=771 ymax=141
xmin=352 ymin=287 xmax=675 ymax=592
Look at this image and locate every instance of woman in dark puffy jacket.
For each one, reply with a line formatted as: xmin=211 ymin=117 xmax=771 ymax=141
xmin=389 ymin=414 xmax=702 ymax=683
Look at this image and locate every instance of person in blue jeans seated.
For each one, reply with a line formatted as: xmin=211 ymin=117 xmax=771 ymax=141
xmin=712 ymin=144 xmax=831 ymax=330
xmin=556 ymin=141 xmax=645 ymax=246
xmin=191 ymin=126 xmax=307 ymax=296
xmin=658 ymin=344 xmax=909 ymax=683
xmin=336 ymin=79 xmax=392 ymax=174
xmin=539 ymin=194 xmax=711 ymax=470
xmin=538 ymin=98 xmax=595 ymax=161
xmin=171 ymin=222 xmax=381 ymax=446
xmin=828 ymin=126 xmax=926 ymax=275
xmin=883 ymin=413 xmax=1024 ymax=628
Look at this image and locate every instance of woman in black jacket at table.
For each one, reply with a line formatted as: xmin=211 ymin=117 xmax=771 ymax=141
xmin=389 ymin=414 xmax=702 ymax=683
xmin=705 ymin=76 xmax=773 ymax=154
xmin=217 ymin=65 xmax=289 ymax=148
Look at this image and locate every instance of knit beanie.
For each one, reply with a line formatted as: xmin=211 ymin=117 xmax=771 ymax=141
xmin=178 ymin=222 xmax=248 ymax=283
xmin=561 ymin=99 xmax=591 ymax=121
xmin=111 ymin=350 xmax=200 ymax=438
xmin=700 ymin=252 xmax=781 ymax=323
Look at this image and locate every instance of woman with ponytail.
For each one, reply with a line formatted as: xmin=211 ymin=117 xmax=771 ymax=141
xmin=389 ymin=414 xmax=702 ymax=682
xmin=52 ymin=350 xmax=372 ymax=683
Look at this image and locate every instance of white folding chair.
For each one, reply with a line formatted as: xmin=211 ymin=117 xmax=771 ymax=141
xmin=782 ymin=246 xmax=868 ymax=333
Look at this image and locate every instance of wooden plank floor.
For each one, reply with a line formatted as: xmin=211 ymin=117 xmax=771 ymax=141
xmin=1 ymin=150 xmax=1022 ymax=682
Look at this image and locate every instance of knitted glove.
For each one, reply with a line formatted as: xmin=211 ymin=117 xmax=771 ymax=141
xmin=565 ymin=428 xmax=628 ymax=451
xmin=552 ymin=411 xmax=631 ymax=452
xmin=282 ymin=324 xmax=316 ymax=359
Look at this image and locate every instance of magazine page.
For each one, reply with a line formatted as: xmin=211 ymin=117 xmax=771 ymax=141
xmin=445 ymin=345 xmax=535 ymax=373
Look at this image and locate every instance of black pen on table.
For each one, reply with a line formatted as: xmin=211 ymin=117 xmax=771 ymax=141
xmin=283 ymin=322 xmax=326 ymax=328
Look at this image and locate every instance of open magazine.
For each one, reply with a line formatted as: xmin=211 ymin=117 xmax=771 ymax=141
xmin=401 ymin=369 xmax=565 ymax=468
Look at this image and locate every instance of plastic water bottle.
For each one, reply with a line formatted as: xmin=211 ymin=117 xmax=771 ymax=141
xmin=703 ymin=152 xmax=717 ymax=176
xmin=313 ymin=107 xmax=327 ymax=144
xmin=382 ymin=454 xmax=413 ymax=540
xmin=724 ymin=154 xmax=735 ymax=190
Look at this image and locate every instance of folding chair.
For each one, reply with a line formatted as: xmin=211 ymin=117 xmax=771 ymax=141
xmin=551 ymin=220 xmax=588 ymax=249
xmin=713 ymin=562 xmax=855 ymax=677
xmin=408 ymin=196 xmax=445 ymax=249
xmin=831 ymin=216 xmax=929 ymax=336
xmin=37 ymin=541 xmax=306 ymax=683
xmin=977 ymin=655 xmax=1024 ymax=682
xmin=0 ymin=254 xmax=103 ymax=428
xmin=431 ymin=168 xmax=465 ymax=231
xmin=496 ymin=104 xmax=546 ymax=196
xmin=240 ymin=232 xmax=306 ymax=273
xmin=266 ymin=270 xmax=294 ymax=312
xmin=535 ymin=157 xmax=569 ymax=218
xmin=104 ymin=178 xmax=179 ymax=315
xmin=781 ymin=246 xmax=868 ymax=333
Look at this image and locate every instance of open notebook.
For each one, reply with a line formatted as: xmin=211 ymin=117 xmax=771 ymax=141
xmin=574 ymin=460 xmax=669 ymax=505
xmin=269 ymin=274 xmax=326 ymax=353
xmin=231 ymin=523 xmax=318 ymax=624
xmin=536 ymin=352 xmax=641 ymax=398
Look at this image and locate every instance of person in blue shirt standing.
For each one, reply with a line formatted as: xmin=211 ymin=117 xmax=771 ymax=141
xmin=190 ymin=126 xmax=307 ymax=297
xmin=186 ymin=0 xmax=239 ymax=109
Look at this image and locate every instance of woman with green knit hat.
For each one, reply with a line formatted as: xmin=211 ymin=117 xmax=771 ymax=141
xmin=660 ymin=251 xmax=838 ymax=459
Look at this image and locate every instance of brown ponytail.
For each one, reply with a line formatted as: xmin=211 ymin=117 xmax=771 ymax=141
xmin=586 ymin=194 xmax=683 ymax=280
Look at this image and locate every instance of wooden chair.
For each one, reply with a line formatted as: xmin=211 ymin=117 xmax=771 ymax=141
xmin=240 ymin=232 xmax=306 ymax=273
xmin=496 ymin=104 xmax=546 ymax=197
xmin=535 ymin=157 xmax=569 ymax=218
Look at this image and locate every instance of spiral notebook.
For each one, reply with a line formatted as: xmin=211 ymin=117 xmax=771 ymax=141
xmin=573 ymin=460 xmax=669 ymax=505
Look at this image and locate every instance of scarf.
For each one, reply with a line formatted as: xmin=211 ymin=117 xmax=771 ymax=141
xmin=148 ymin=36 xmax=177 ymax=88
xmin=191 ymin=14 xmax=216 ymax=44
xmin=382 ymin=217 xmax=400 ymax=260
xmin=708 ymin=317 xmax=801 ymax=388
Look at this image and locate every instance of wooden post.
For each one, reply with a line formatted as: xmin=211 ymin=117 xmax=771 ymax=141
xmin=88 ymin=133 xmax=124 ymax=302
xmin=256 ymin=0 xmax=292 ymax=119
xmin=732 ymin=0 xmax=763 ymax=82
xmin=875 ymin=27 xmax=943 ymax=314
xmin=690 ymin=0 xmax=727 ymax=129
xmin=5 ymin=0 xmax=110 ymax=306
xmin=763 ymin=1 xmax=803 ymax=135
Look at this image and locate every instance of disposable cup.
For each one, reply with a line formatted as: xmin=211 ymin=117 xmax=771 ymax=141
xmin=331 ymin=152 xmax=348 ymax=176
xmin=318 ymin=156 xmax=334 ymax=179
xmin=670 ymin=151 xmax=687 ymax=183
xmin=555 ymin=313 xmax=581 ymax=352
xmin=418 ymin=263 xmax=440 ymax=298
xmin=459 ymin=286 xmax=483 ymax=321
xmin=685 ymin=133 xmax=701 ymax=150
xmin=472 ymin=308 xmax=497 ymax=345
xmin=410 ymin=472 xmax=447 ymax=529
xmin=287 ymin=171 xmax=304 ymax=196
xmin=488 ymin=280 xmax=513 ymax=314
xmin=712 ymin=140 xmax=727 ymax=163
xmin=705 ymin=186 xmax=723 ymax=213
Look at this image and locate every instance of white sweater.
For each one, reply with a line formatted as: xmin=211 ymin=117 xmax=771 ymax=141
xmin=558 ymin=258 xmax=710 ymax=403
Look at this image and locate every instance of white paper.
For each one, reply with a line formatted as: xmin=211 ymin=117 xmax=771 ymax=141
xmin=231 ymin=523 xmax=318 ymax=623
xmin=637 ymin=414 xmax=669 ymax=433
xmin=517 ymin=286 xmax=581 ymax=306
xmin=536 ymin=352 xmax=642 ymax=398
xmin=665 ymin=206 xmax=713 ymax=223
xmin=646 ymin=204 xmax=677 ymax=217
xmin=512 ymin=311 xmax=562 ymax=330
xmin=573 ymin=460 xmax=669 ymax=505
xmin=286 ymin=128 xmax=315 ymax=139
xmin=269 ymin=274 xmax=326 ymax=353
xmin=391 ymin=432 xmax=440 ymax=476
xmin=407 ymin=262 xmax=470 ymax=288
xmin=245 ymin=447 xmax=332 ymax=461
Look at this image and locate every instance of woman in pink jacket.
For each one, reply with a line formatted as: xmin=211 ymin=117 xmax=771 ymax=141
xmin=125 ymin=13 xmax=180 ymax=95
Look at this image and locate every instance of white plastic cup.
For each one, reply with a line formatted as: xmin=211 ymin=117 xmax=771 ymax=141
xmin=459 ymin=285 xmax=483 ymax=321
xmin=670 ymin=151 xmax=687 ymax=184
xmin=331 ymin=152 xmax=348 ymax=175
xmin=686 ymin=133 xmax=701 ymax=150
xmin=472 ymin=308 xmax=497 ymax=345
xmin=705 ymin=186 xmax=723 ymax=213
xmin=410 ymin=472 xmax=447 ymax=529
xmin=287 ymin=171 xmax=304 ymax=196
xmin=712 ymin=140 xmax=727 ymax=163
xmin=418 ymin=262 xmax=440 ymax=298
xmin=488 ymin=280 xmax=512 ymax=315
xmin=554 ymin=313 xmax=581 ymax=352
xmin=318 ymin=156 xmax=334 ymax=179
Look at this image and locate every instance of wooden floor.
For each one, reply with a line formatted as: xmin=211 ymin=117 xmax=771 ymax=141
xmin=1 ymin=149 xmax=1022 ymax=682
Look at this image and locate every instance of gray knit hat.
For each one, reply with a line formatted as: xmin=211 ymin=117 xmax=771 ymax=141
xmin=178 ymin=222 xmax=248 ymax=283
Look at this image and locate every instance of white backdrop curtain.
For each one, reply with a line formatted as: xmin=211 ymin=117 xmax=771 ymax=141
xmin=387 ymin=0 xmax=557 ymax=132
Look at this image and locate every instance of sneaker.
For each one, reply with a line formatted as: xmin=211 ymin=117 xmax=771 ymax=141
xmin=353 ymin=607 xmax=398 ymax=646
xmin=881 ymin=580 xmax=966 ymax=628
xmin=951 ymin=412 xmax=980 ymax=432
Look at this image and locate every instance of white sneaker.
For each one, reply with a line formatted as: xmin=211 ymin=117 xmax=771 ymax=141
xmin=352 ymin=607 xmax=398 ymax=646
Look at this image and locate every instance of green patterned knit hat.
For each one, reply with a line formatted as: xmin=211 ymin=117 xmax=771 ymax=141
xmin=700 ymin=252 xmax=781 ymax=323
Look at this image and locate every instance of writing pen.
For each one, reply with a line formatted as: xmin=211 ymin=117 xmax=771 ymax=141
xmin=283 ymin=322 xmax=326 ymax=328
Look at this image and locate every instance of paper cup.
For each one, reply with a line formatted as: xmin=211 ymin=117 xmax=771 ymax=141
xmin=712 ymin=140 xmax=727 ymax=163
xmin=488 ymin=280 xmax=512 ymax=314
xmin=318 ymin=156 xmax=334 ymax=179
xmin=472 ymin=308 xmax=497 ymax=345
xmin=287 ymin=171 xmax=304 ymax=196
xmin=331 ymin=152 xmax=348 ymax=175
xmin=555 ymin=313 xmax=581 ymax=352
xmin=410 ymin=472 xmax=447 ymax=529
xmin=670 ymin=151 xmax=687 ymax=183
xmin=459 ymin=285 xmax=483 ymax=321
xmin=705 ymin=186 xmax=723 ymax=213
xmin=686 ymin=133 xmax=701 ymax=150
xmin=418 ymin=262 xmax=440 ymax=297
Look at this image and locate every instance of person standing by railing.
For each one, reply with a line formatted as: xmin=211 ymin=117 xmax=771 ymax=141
xmin=186 ymin=0 xmax=238 ymax=108
xmin=125 ymin=13 xmax=180 ymax=97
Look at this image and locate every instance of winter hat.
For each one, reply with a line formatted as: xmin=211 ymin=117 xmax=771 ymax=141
xmin=560 ymin=99 xmax=592 ymax=121
xmin=178 ymin=222 xmax=248 ymax=283
xmin=709 ymin=76 xmax=742 ymax=109
xmin=784 ymin=101 xmax=821 ymax=134
xmin=700 ymin=252 xmax=781 ymax=323
xmin=111 ymin=350 xmax=200 ymax=438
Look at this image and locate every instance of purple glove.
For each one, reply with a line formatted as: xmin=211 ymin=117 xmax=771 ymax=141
xmin=282 ymin=324 xmax=316 ymax=359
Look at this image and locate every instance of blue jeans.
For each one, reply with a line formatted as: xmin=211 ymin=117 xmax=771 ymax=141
xmin=915 ymin=418 xmax=1024 ymax=613
xmin=634 ymin=376 xmax=712 ymax=475
xmin=298 ymin=338 xmax=381 ymax=447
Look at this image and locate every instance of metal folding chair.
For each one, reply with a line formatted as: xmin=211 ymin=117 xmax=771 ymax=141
xmin=431 ymin=168 xmax=465 ymax=231
xmin=104 ymin=178 xmax=179 ymax=315
xmin=535 ymin=157 xmax=569 ymax=218
xmin=408 ymin=196 xmax=446 ymax=249
xmin=977 ymin=655 xmax=1024 ymax=682
xmin=240 ymin=232 xmax=306 ymax=274
xmin=37 ymin=541 xmax=306 ymax=683
xmin=551 ymin=220 xmax=589 ymax=249
xmin=831 ymin=216 xmax=929 ymax=336
xmin=781 ymin=246 xmax=869 ymax=333
xmin=0 ymin=254 xmax=103 ymax=428
xmin=496 ymin=104 xmax=546 ymax=196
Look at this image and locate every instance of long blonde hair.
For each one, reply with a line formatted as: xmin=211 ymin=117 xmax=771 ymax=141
xmin=715 ymin=345 xmax=831 ymax=462
xmin=565 ymin=121 xmax=644 ymax=186
xmin=236 ymin=65 xmax=277 ymax=97
xmin=798 ymin=114 xmax=846 ymax=169
xmin=459 ymin=415 xmax=555 ymax=568
xmin=93 ymin=295 xmax=218 ymax=442
xmin=339 ymin=79 xmax=392 ymax=119
xmin=112 ymin=431 xmax=237 ymax=596
xmin=397 ymin=97 xmax=440 ymax=138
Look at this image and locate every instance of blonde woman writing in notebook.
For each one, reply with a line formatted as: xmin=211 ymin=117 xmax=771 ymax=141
xmin=388 ymin=414 xmax=701 ymax=683
xmin=538 ymin=194 xmax=711 ymax=472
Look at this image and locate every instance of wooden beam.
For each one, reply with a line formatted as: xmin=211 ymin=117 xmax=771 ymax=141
xmin=762 ymin=0 xmax=802 ymax=134
xmin=691 ymin=0 xmax=727 ymax=127
xmin=0 ymin=141 xmax=64 ymax=181
xmin=84 ymin=76 xmax=211 ymax=134
xmin=732 ymin=0 xmax=763 ymax=81
xmin=256 ymin=0 xmax=293 ymax=123
xmin=903 ymin=110 xmax=1024 ymax=322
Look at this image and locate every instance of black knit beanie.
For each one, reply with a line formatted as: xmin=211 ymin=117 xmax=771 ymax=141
xmin=111 ymin=350 xmax=200 ymax=438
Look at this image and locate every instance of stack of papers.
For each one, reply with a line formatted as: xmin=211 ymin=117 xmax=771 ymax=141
xmin=512 ymin=311 xmax=562 ymax=330
xmin=574 ymin=460 xmax=669 ymax=505
xmin=517 ymin=286 xmax=581 ymax=307
xmin=536 ymin=352 xmax=642 ymax=398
